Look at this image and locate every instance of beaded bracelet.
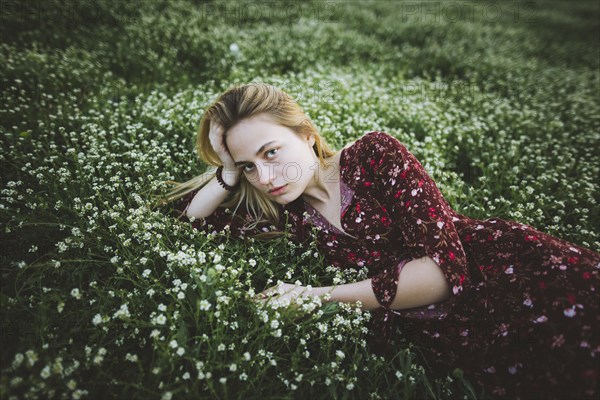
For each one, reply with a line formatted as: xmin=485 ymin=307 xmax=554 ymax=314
xmin=216 ymin=166 xmax=240 ymax=192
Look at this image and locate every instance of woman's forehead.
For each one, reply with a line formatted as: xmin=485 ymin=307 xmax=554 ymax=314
xmin=227 ymin=116 xmax=294 ymax=142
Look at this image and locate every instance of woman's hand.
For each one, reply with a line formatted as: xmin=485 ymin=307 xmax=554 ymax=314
xmin=208 ymin=119 xmax=237 ymax=170
xmin=255 ymin=282 xmax=325 ymax=307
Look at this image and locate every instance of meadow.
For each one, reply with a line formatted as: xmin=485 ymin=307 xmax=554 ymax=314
xmin=1 ymin=0 xmax=599 ymax=399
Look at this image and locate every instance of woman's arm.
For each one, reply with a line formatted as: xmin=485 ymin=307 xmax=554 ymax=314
xmin=185 ymin=170 xmax=239 ymax=219
xmin=323 ymin=256 xmax=451 ymax=311
xmin=258 ymin=256 xmax=451 ymax=312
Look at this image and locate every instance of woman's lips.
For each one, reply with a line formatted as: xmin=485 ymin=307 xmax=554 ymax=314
xmin=269 ymin=184 xmax=287 ymax=195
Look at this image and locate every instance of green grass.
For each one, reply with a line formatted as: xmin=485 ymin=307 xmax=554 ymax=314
xmin=1 ymin=0 xmax=598 ymax=399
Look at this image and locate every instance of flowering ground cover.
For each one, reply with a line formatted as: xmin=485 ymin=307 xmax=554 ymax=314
xmin=1 ymin=0 xmax=598 ymax=399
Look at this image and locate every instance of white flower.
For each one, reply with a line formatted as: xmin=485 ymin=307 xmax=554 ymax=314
xmin=10 ymin=377 xmax=23 ymax=386
xmin=229 ymin=363 xmax=237 ymax=372
xmin=12 ymin=353 xmax=24 ymax=369
xmin=169 ymin=340 xmax=178 ymax=349
xmin=142 ymin=269 xmax=151 ymax=278
xmin=70 ymin=288 xmax=82 ymax=300
xmin=113 ymin=303 xmax=131 ymax=319
xmin=155 ymin=314 xmax=167 ymax=325
xmin=25 ymin=350 xmax=38 ymax=367
xmin=199 ymin=300 xmax=211 ymax=311
xmin=40 ymin=365 xmax=51 ymax=379
xmin=92 ymin=314 xmax=103 ymax=326
xmin=249 ymin=259 xmax=256 ymax=267
xmin=243 ymin=352 xmax=251 ymax=361
xmin=335 ymin=350 xmax=345 ymax=359
xmin=176 ymin=347 xmax=185 ymax=356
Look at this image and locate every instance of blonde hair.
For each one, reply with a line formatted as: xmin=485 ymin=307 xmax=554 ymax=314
xmin=150 ymin=82 xmax=337 ymax=240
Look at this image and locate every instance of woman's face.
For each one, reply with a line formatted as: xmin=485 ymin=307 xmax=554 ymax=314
xmin=225 ymin=113 xmax=317 ymax=204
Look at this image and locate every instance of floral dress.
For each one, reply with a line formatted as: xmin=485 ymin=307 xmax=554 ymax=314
xmin=176 ymin=131 xmax=600 ymax=399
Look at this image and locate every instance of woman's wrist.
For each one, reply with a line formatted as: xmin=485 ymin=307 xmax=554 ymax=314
xmin=221 ymin=167 xmax=240 ymax=187
xmin=216 ymin=166 xmax=241 ymax=191
xmin=314 ymin=286 xmax=334 ymax=302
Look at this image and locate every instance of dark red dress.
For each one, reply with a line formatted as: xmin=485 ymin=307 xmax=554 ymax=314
xmin=176 ymin=131 xmax=600 ymax=399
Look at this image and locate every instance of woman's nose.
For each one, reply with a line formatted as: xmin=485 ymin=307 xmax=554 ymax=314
xmin=257 ymin=163 xmax=275 ymax=185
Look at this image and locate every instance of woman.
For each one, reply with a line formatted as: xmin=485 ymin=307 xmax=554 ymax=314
xmin=162 ymin=83 xmax=599 ymax=399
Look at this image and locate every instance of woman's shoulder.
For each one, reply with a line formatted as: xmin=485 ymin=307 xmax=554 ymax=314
xmin=342 ymin=131 xmax=404 ymax=160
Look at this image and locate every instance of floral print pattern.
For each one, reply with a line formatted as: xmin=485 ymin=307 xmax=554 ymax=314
xmin=176 ymin=131 xmax=600 ymax=399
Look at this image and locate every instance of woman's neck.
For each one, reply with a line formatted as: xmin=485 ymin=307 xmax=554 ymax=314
xmin=301 ymin=151 xmax=341 ymax=207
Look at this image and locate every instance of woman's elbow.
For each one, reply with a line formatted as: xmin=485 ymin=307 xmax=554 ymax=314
xmin=392 ymin=256 xmax=452 ymax=310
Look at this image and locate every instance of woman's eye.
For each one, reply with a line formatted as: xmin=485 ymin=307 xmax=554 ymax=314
xmin=242 ymin=149 xmax=278 ymax=173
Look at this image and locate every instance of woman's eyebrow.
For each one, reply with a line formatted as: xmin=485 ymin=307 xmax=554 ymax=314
xmin=234 ymin=140 xmax=278 ymax=166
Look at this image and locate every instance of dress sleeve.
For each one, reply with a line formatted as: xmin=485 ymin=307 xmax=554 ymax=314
xmin=361 ymin=131 xmax=470 ymax=313
xmin=173 ymin=189 xmax=279 ymax=239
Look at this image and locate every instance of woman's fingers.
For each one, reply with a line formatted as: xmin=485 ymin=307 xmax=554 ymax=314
xmin=208 ymin=120 xmax=236 ymax=167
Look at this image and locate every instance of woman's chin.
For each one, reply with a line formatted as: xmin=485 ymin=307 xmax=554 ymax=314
xmin=269 ymin=187 xmax=299 ymax=204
